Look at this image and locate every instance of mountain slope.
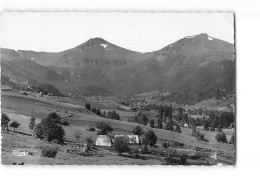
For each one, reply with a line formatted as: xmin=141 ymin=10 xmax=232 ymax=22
xmin=1 ymin=33 xmax=235 ymax=102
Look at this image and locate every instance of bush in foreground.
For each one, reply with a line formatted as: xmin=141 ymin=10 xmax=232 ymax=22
xmin=41 ymin=147 xmax=58 ymax=158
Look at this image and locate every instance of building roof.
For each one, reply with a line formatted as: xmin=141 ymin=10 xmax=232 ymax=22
xmin=95 ymin=135 xmax=112 ymax=146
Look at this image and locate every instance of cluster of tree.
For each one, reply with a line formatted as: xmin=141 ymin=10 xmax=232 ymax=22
xmin=132 ymin=125 xmax=158 ymax=150
xmin=129 ymin=113 xmax=149 ymax=125
xmin=85 ymin=103 xmax=121 ymax=121
xmin=91 ymin=107 xmax=102 ymax=116
xmin=171 ymin=107 xmax=235 ymax=131
xmin=1 ymin=75 xmax=64 ymax=97
xmin=96 ymin=122 xmax=114 ymax=135
xmin=202 ymin=111 xmax=235 ymax=131
xmin=105 ymin=111 xmax=120 ymax=120
xmin=93 ymin=124 xmax=160 ymax=156
xmin=1 ymin=113 xmax=21 ymax=132
xmin=35 ymin=112 xmax=65 ymax=144
xmin=165 ymin=88 xmax=233 ymax=106
xmin=36 ymin=83 xmax=64 ymax=97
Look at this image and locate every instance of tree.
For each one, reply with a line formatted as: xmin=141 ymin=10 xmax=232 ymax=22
xmin=1 ymin=113 xmax=10 ymax=131
xmin=211 ymin=120 xmax=216 ymax=131
xmin=164 ymin=122 xmax=174 ymax=131
xmin=229 ymin=133 xmax=236 ymax=145
xmin=114 ymin=137 xmax=130 ymax=155
xmin=10 ymin=121 xmax=20 ymax=132
xmin=29 ymin=117 xmax=36 ymax=137
xmin=132 ymin=125 xmax=144 ymax=136
xmin=35 ymin=112 xmax=65 ymax=144
xmin=215 ymin=132 xmax=228 ymax=143
xmin=203 ymin=121 xmax=209 ymax=131
xmin=140 ymin=116 xmax=148 ymax=125
xmin=143 ymin=130 xmax=158 ymax=148
xmin=149 ymin=119 xmax=155 ymax=128
xmin=74 ymin=131 xmax=82 ymax=142
xmin=85 ymin=137 xmax=94 ymax=149
xmin=85 ymin=103 xmax=91 ymax=110
xmin=216 ymin=125 xmax=223 ymax=132
xmin=47 ymin=112 xmax=61 ymax=124
xmin=162 ymin=141 xmax=170 ymax=157
xmin=102 ymin=111 xmax=106 ymax=118
xmin=159 ymin=105 xmax=163 ymax=119
xmin=169 ymin=105 xmax=173 ymax=118
xmin=157 ymin=119 xmax=163 ymax=129
xmin=91 ymin=107 xmax=97 ymax=114
xmin=175 ymin=125 xmax=182 ymax=133
xmin=96 ymin=123 xmax=113 ymax=135
xmin=178 ymin=108 xmax=183 ymax=122
xmin=96 ymin=109 xmax=101 ymax=116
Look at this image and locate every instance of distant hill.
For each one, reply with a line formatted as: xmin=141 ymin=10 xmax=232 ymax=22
xmin=1 ymin=33 xmax=235 ymax=103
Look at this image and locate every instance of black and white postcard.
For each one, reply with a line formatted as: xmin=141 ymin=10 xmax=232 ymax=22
xmin=1 ymin=12 xmax=236 ymax=165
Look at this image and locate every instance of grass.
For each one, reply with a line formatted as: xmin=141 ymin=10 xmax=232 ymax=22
xmin=1 ymin=133 xmax=162 ymax=165
xmin=1 ymin=89 xmax=235 ymax=165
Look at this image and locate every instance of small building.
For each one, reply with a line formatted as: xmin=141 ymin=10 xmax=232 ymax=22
xmin=95 ymin=135 xmax=112 ymax=147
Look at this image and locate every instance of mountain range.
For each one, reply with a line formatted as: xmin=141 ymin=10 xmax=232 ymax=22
xmin=1 ymin=33 xmax=235 ymax=103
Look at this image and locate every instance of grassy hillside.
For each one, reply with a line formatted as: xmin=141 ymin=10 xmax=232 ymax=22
xmin=1 ymin=90 xmax=235 ymax=152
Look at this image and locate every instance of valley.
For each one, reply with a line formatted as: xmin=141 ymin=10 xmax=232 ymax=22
xmin=1 ymin=33 xmax=236 ymax=165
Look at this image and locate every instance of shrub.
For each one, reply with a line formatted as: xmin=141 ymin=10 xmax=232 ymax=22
xmin=85 ymin=103 xmax=91 ymax=110
xmin=215 ymin=132 xmax=228 ymax=143
xmin=60 ymin=121 xmax=70 ymax=126
xmin=85 ymin=137 xmax=94 ymax=149
xmin=180 ymin=155 xmax=188 ymax=165
xmin=74 ymin=131 xmax=82 ymax=141
xmin=175 ymin=125 xmax=182 ymax=133
xmin=41 ymin=147 xmax=58 ymax=158
xmin=164 ymin=157 xmax=181 ymax=165
xmin=164 ymin=122 xmax=174 ymax=131
xmin=88 ymin=127 xmax=96 ymax=131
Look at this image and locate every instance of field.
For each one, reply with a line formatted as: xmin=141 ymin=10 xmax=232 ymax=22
xmin=1 ymin=87 xmax=236 ymax=165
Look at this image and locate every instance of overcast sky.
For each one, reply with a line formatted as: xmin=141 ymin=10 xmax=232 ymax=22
xmin=1 ymin=12 xmax=234 ymax=52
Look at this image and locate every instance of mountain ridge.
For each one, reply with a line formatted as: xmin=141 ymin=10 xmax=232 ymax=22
xmin=1 ymin=33 xmax=235 ymax=103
